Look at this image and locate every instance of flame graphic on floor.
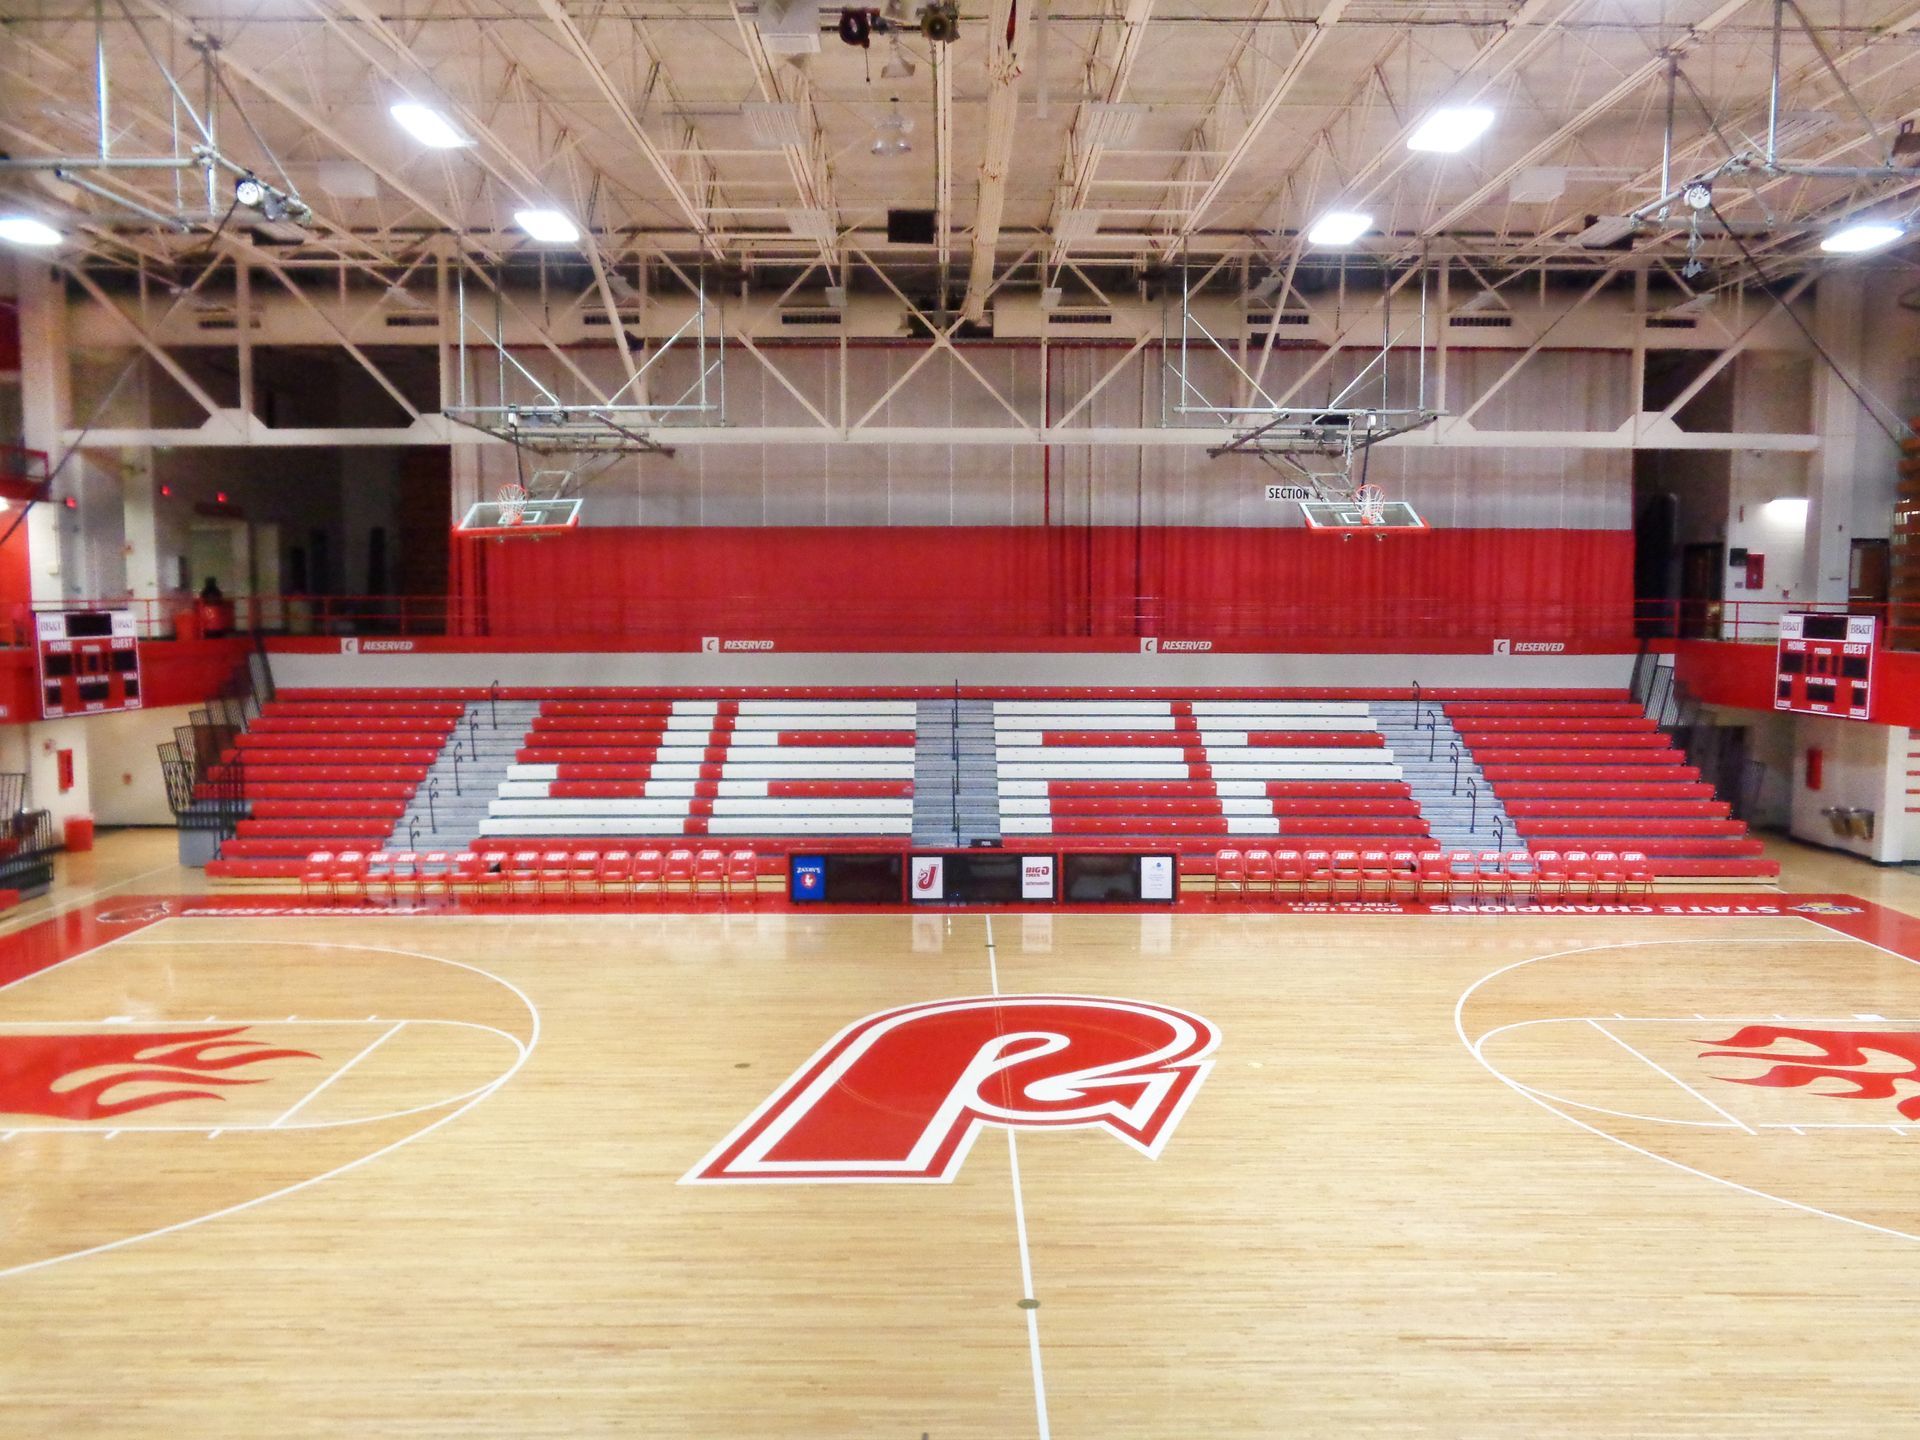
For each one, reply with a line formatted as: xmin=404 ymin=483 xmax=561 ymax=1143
xmin=1699 ymin=1025 xmax=1920 ymax=1121
xmin=0 ymin=1025 xmax=320 ymax=1121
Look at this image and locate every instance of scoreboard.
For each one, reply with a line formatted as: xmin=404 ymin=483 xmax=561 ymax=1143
xmin=1774 ymin=612 xmax=1875 ymax=720
xmin=36 ymin=610 xmax=142 ymax=719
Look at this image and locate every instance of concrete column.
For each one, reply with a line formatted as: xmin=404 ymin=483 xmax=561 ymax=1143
xmin=16 ymin=262 xmax=68 ymax=604
xmin=1803 ymin=269 xmax=1890 ymax=604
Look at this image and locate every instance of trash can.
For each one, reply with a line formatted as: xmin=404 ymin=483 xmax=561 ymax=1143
xmin=63 ymin=816 xmax=94 ymax=852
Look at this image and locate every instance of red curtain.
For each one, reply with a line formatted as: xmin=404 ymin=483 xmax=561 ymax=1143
xmin=466 ymin=525 xmax=1632 ymax=645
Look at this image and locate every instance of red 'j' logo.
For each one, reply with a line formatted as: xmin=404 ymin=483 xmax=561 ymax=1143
xmin=684 ymin=995 xmax=1220 ymax=1184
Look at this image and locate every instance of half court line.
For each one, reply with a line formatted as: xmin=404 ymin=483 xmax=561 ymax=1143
xmin=984 ymin=914 xmax=1051 ymax=1440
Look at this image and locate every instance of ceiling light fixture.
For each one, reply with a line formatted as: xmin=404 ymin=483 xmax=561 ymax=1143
xmin=1407 ymin=106 xmax=1495 ymax=154
xmin=880 ymin=36 xmax=916 ymax=79
xmin=514 ymin=208 xmax=581 ymax=244
xmin=390 ymin=101 xmax=469 ymax=149
xmin=1306 ymin=210 xmax=1372 ymax=247
xmin=1821 ymin=220 xmax=1903 ymax=254
xmin=0 ymin=216 xmax=61 ymax=247
xmin=870 ymin=98 xmax=914 ymax=157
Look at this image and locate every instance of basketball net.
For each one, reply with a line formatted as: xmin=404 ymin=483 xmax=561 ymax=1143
xmin=1353 ymin=483 xmax=1387 ymax=527
xmin=497 ymin=483 xmax=530 ymax=527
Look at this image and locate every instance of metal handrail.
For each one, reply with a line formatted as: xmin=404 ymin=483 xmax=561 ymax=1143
xmin=1467 ymin=777 xmax=1479 ymax=833
xmin=1491 ymin=812 xmax=1503 ymax=849
xmin=450 ymin=748 xmax=462 ymax=797
xmin=1449 ymin=741 xmax=1462 ymax=795
xmin=424 ymin=777 xmax=439 ymax=832
xmin=1423 ymin=712 xmax=1439 ymax=762
xmin=488 ymin=680 xmax=500 ymax=729
xmin=466 ymin=709 xmax=480 ymax=759
xmin=406 ymin=816 xmax=420 ymax=850
xmin=1410 ymin=679 xmax=1422 ymax=723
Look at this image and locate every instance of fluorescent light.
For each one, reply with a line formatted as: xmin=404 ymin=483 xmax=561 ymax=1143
xmin=1821 ymin=220 xmax=1902 ymax=254
xmin=514 ymin=209 xmax=580 ymax=244
xmin=390 ymin=102 xmax=468 ymax=149
xmin=0 ymin=217 xmax=60 ymax=247
xmin=1306 ymin=210 xmax=1372 ymax=247
xmin=1407 ymin=106 xmax=1495 ymax=154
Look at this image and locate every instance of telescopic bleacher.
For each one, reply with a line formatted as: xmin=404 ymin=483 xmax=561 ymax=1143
xmin=205 ymin=684 xmax=1777 ymax=889
xmin=993 ymin=698 xmax=1431 ymax=850
xmin=485 ymin=698 xmax=916 ymax=839
xmin=206 ymin=694 xmax=460 ymax=877
xmin=1442 ymin=696 xmax=1775 ymax=882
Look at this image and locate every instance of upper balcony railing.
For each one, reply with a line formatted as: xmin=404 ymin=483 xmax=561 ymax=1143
xmin=6 ymin=593 xmax=1901 ymax=651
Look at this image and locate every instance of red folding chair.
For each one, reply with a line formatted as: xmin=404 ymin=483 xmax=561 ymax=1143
xmin=450 ymin=851 xmax=491 ymax=901
xmin=505 ymin=849 xmax=543 ymax=902
xmin=301 ymin=850 xmax=335 ymax=899
xmin=1357 ymin=849 xmax=1395 ymax=900
xmin=1500 ymin=850 xmax=1535 ymax=901
xmin=1272 ymin=849 xmax=1306 ymax=894
xmin=538 ymin=850 xmax=574 ymax=902
xmin=1470 ymin=851 xmax=1509 ymax=901
xmin=413 ymin=850 xmax=454 ymax=902
xmin=567 ymin=849 xmax=602 ymax=901
xmin=1620 ymin=850 xmax=1654 ymax=897
xmin=665 ymin=848 xmax=696 ymax=892
xmin=632 ymin=849 xmax=666 ymax=899
xmin=1387 ymin=849 xmax=1421 ymax=898
xmin=1300 ymin=849 xmax=1334 ymax=898
xmin=1416 ymin=851 xmax=1454 ymax=901
xmin=1214 ymin=848 xmax=1246 ymax=895
xmin=1242 ymin=848 xmax=1275 ymax=892
xmin=1591 ymin=850 xmax=1627 ymax=901
xmin=726 ymin=849 xmax=758 ymax=897
xmin=1530 ymin=849 xmax=1566 ymax=901
xmin=694 ymin=848 xmax=727 ymax=893
xmin=1561 ymin=850 xmax=1596 ymax=901
xmin=363 ymin=849 xmax=397 ymax=903
xmin=598 ymin=849 xmax=634 ymax=902
xmin=1327 ymin=849 xmax=1363 ymax=899
xmin=329 ymin=850 xmax=368 ymax=901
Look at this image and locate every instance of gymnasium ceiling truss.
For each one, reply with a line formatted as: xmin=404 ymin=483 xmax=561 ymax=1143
xmin=6 ymin=0 xmax=1920 ymax=456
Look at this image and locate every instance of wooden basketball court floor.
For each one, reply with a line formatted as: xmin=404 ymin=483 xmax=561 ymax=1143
xmin=7 ymin=867 xmax=1920 ymax=1434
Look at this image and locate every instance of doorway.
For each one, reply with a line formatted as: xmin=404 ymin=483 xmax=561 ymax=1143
xmin=1679 ymin=541 xmax=1725 ymax=638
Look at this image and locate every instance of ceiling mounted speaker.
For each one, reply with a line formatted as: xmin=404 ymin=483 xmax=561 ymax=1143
xmin=887 ymin=208 xmax=937 ymax=245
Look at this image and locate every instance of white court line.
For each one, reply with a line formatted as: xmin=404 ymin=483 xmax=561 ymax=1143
xmin=983 ymin=914 xmax=1051 ymax=1440
xmin=1457 ymin=932 xmax=1920 ymax=1247
xmin=269 ymin=1021 xmax=405 ymax=1128
xmin=1586 ymin=1019 xmax=1757 ymax=1134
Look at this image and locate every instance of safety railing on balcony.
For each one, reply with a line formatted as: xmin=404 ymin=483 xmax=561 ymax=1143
xmin=16 ymin=591 xmax=1910 ymax=650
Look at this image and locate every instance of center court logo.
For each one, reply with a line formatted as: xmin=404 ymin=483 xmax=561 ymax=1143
xmin=684 ymin=995 xmax=1220 ymax=1183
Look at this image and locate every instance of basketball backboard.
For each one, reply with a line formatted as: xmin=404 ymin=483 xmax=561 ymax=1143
xmin=454 ymin=496 xmax=582 ymax=539
xmin=1297 ymin=498 xmax=1428 ymax=531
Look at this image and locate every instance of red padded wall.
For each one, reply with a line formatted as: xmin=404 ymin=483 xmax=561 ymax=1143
xmin=466 ymin=525 xmax=1632 ymax=646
